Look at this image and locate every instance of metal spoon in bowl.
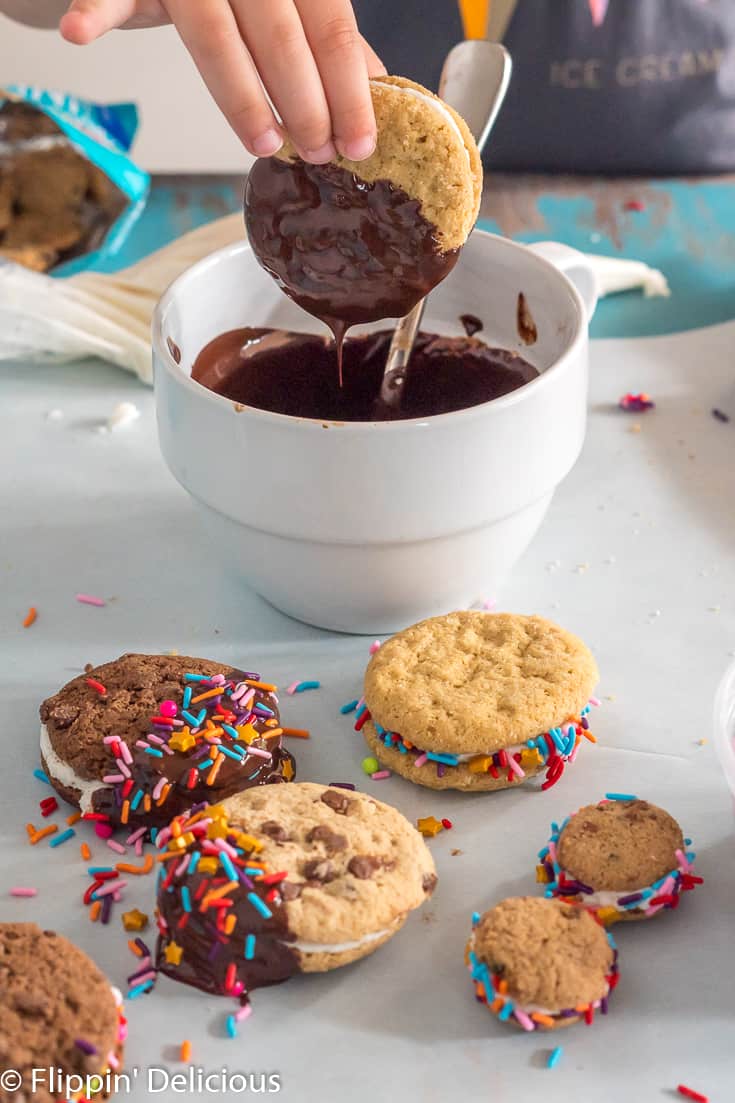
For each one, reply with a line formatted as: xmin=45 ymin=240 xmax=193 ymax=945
xmin=376 ymin=40 xmax=512 ymax=415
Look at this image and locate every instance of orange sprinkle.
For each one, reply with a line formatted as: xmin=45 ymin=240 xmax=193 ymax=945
xmin=245 ymin=680 xmax=277 ymax=692
xmin=121 ymin=800 xmax=130 ymax=825
xmin=157 ymin=851 xmax=182 ymax=863
xmin=80 ymin=842 xmax=92 ymax=861
xmin=180 ymin=1040 xmax=192 ymax=1063
xmin=531 ymin=1013 xmax=556 ymax=1027
xmin=116 ymin=855 xmax=154 ymax=876
xmin=171 ymin=819 xmax=182 ymax=837
xmin=128 ymin=939 xmax=144 ymax=957
xmin=29 ymin=824 xmax=57 ymax=845
xmin=281 ymin=727 xmax=310 ymax=739
xmin=224 ymin=914 xmax=236 ymax=935
xmin=25 ymin=823 xmax=37 ymax=839
xmin=498 ymin=979 xmax=508 ymax=995
xmin=66 ymin=811 xmax=81 ymax=826
xmin=156 ymin=784 xmax=172 ymax=807
xmin=143 ymin=794 xmax=151 ymax=812
xmin=201 ymin=880 xmax=239 ymax=908
xmin=190 ymin=687 xmax=226 ymax=705
xmin=490 ymin=997 xmax=503 ymax=1013
xmin=206 ymin=754 xmax=224 ymax=786
xmin=581 ymin=729 xmax=597 ymax=743
xmin=89 ymin=900 xmax=102 ymax=922
xmin=22 ymin=606 xmax=37 ymax=628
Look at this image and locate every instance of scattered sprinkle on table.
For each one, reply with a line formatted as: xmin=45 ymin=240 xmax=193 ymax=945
xmin=482 ymin=597 xmax=497 ymax=610
xmin=287 ymin=680 xmax=321 ymax=694
xmin=76 ymin=593 xmax=106 ymax=607
xmin=547 ymin=1046 xmax=563 ymax=1069
xmin=712 ymin=408 xmax=730 ymax=423
xmin=122 ymin=909 xmax=149 ymax=932
xmin=417 ymin=816 xmax=444 ymax=838
xmin=22 ymin=606 xmax=37 ymax=628
xmin=33 ymin=768 xmax=51 ymax=785
xmin=180 ymin=1040 xmax=192 ymax=1063
xmin=340 ymin=699 xmax=359 ymax=714
xmin=619 ymin=392 xmax=655 ymax=412
xmin=40 ymin=796 xmax=58 ymax=817
xmin=10 ymin=887 xmax=37 ymax=897
xmin=49 ymin=827 xmax=76 ymax=848
xmin=677 ymin=1086 xmax=708 ymax=1103
xmin=441 ymin=818 xmax=453 ymax=830
xmin=362 ymin=756 xmax=379 ymax=775
xmin=371 ymin=770 xmax=391 ymax=780
xmin=281 ymin=727 xmax=310 ymax=739
xmin=369 ymin=640 xmax=381 ymax=654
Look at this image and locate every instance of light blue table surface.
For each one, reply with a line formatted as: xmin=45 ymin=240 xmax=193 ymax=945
xmin=90 ymin=172 xmax=735 ymax=340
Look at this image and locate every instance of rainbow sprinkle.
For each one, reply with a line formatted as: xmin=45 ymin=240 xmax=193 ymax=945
xmin=76 ymin=593 xmax=106 ymax=607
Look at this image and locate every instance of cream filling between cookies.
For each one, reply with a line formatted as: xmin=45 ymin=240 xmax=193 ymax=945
xmin=372 ymin=80 xmax=470 ymax=160
xmin=40 ymin=722 xmax=107 ymax=813
xmin=286 ymin=926 xmax=395 ymax=955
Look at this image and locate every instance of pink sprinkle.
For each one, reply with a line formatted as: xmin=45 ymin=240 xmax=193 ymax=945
xmin=369 ymin=641 xmax=381 ymax=654
xmin=285 ymin=682 xmax=299 ymax=696
xmin=513 ymin=1007 xmax=535 ymax=1031
xmin=152 ymin=778 xmax=166 ymax=800
xmin=118 ymin=762 xmax=131 ymax=778
xmin=675 ymin=849 xmax=690 ymax=873
xmin=93 ymin=879 xmax=127 ymax=898
xmin=103 ymin=736 xmax=119 ymax=745
xmin=482 ymin=597 xmax=497 ymax=610
xmin=135 ymin=838 xmax=144 ymax=857
xmin=235 ymin=1004 xmax=253 ymax=1023
xmin=414 ymin=753 xmax=428 ymax=768
xmin=10 ymin=887 xmax=37 ymax=897
xmin=106 ymin=839 xmax=126 ymax=855
xmin=211 ymin=674 xmax=225 ymax=686
xmin=132 ymin=970 xmax=157 ymax=985
xmin=126 ymin=827 xmax=146 ymax=845
xmin=108 ymin=1053 xmax=120 ymax=1071
xmin=147 ymin=734 xmax=166 ymax=746
xmin=247 ymin=747 xmax=272 ymax=760
xmin=119 ymin=742 xmax=133 ymax=765
xmin=113 ymin=891 xmax=123 ymax=902
xmin=159 ymin=700 xmax=178 ymax=718
xmin=157 ymin=827 xmax=172 ymax=847
xmin=103 ymin=774 xmax=125 ymax=784
xmin=230 ymin=682 xmax=249 ymax=702
xmin=589 ymin=696 xmax=601 ymax=707
xmin=231 ymin=981 xmax=245 ymax=996
xmin=95 ymin=823 xmax=114 ymax=839
xmin=76 ymin=591 xmax=105 ymax=608
xmin=214 ymin=838 xmax=239 ymax=858
xmin=569 ymin=741 xmax=581 ymax=764
xmin=371 ymin=770 xmax=391 ymax=780
xmin=175 ymin=855 xmax=190 ymax=877
xmin=135 ymin=739 xmax=149 ymax=750
xmin=507 ymin=756 xmax=525 ymax=780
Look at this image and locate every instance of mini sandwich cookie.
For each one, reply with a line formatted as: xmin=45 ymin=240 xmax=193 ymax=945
xmin=360 ymin=612 xmax=599 ymax=792
xmin=539 ymin=796 xmax=702 ymax=923
xmin=467 ymin=898 xmax=619 ymax=1032
xmin=155 ymin=781 xmax=436 ymax=996
xmin=0 ymin=924 xmax=126 ymax=1103
xmin=39 ymin=653 xmax=295 ymax=832
xmin=245 ymin=75 xmax=482 ymax=330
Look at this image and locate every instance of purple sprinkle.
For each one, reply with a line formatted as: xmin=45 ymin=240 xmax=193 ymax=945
xmin=712 ymin=408 xmax=730 ymax=423
xmin=134 ymin=937 xmax=151 ymax=956
xmin=601 ymin=996 xmax=609 ymax=1015
xmin=74 ymin=1039 xmax=98 ymax=1056
xmin=618 ymin=892 xmax=643 ymax=906
xmin=559 ymin=1009 xmax=577 ymax=1019
xmin=581 ymin=717 xmax=590 ymax=730
xmin=237 ymin=868 xmax=256 ymax=891
xmin=207 ymin=941 xmax=221 ymax=962
xmin=127 ymin=964 xmax=153 ymax=985
xmin=329 ymin=782 xmax=356 ymax=790
xmin=101 ymin=895 xmax=113 ymax=924
xmin=437 ymin=764 xmax=446 ymax=778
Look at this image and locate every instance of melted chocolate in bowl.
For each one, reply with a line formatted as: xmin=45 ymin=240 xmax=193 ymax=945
xmin=192 ymin=327 xmax=539 ymax=422
xmin=244 ymin=157 xmax=459 ymax=379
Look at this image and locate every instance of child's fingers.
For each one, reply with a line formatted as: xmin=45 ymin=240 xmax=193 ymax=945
xmin=295 ymin=0 xmax=377 ymax=161
xmin=165 ymin=0 xmax=284 ymax=157
xmin=361 ymin=34 xmax=387 ymax=79
xmin=231 ymin=0 xmax=335 ymax=163
xmin=60 ymin=0 xmax=138 ymax=42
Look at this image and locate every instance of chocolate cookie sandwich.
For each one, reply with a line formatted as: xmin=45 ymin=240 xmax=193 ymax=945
xmin=467 ymin=898 xmax=619 ymax=1031
xmin=155 ymin=782 xmax=436 ymax=997
xmin=539 ymin=796 xmax=702 ymax=923
xmin=359 ymin=611 xmax=599 ymax=792
xmin=245 ymin=75 xmax=482 ymax=349
xmin=0 ymin=923 xmax=126 ymax=1101
xmin=39 ymin=654 xmax=295 ymax=833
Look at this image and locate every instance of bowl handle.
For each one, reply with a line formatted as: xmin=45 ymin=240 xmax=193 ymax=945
xmin=527 ymin=241 xmax=599 ymax=322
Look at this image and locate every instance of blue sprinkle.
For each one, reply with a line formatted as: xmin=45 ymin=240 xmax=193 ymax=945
xmin=33 ymin=768 xmax=51 ymax=785
xmin=144 ymin=747 xmax=164 ymax=758
xmin=88 ymin=866 xmax=115 ymax=875
xmin=198 ymin=759 xmax=215 ymax=772
xmin=605 ymin=792 xmax=637 ymax=802
xmin=188 ymin=852 xmax=200 ymax=875
xmin=355 ymin=703 xmax=367 ymax=720
xmin=244 ymin=867 xmax=263 ymax=876
xmin=340 ymin=699 xmax=359 ymax=714
xmin=374 ymin=722 xmax=386 ymax=737
xmin=245 ymin=934 xmax=256 ymax=960
xmin=254 ymin=703 xmax=274 ymax=717
xmin=49 ymin=828 xmax=75 ymax=848
xmin=397 ymin=741 xmax=408 ymax=755
xmin=130 ymin=789 xmax=144 ymax=811
xmin=196 ymin=709 xmax=207 ymax=726
xmin=181 ymin=886 xmax=192 ymax=913
xmin=426 ymin=751 xmax=460 ymax=766
xmin=219 ymin=745 xmax=244 ymax=762
xmin=471 ymin=911 xmax=481 ymax=926
xmin=184 ymin=674 xmax=208 ymax=682
xmin=181 ymin=710 xmax=200 ymax=726
xmin=549 ymin=728 xmax=565 ymax=752
xmin=547 ymin=1046 xmax=563 ymax=1069
xmin=247 ymin=769 xmax=262 ymax=780
xmin=222 ymin=723 xmax=241 ymax=740
xmin=684 ymin=837 xmax=692 ymax=846
xmin=150 ymin=828 xmax=158 ymax=844
xmin=226 ymin=1015 xmax=238 ymax=1039
xmin=686 ymin=851 xmax=696 ymax=863
xmin=183 ymin=686 xmax=193 ymax=709
xmin=498 ymin=1001 xmax=514 ymax=1022
xmin=247 ymin=892 xmax=272 ymax=919
xmin=127 ymin=980 xmax=155 ymax=999
xmin=538 ymin=846 xmax=549 ymax=859
xmin=295 ymin=680 xmax=320 ymax=693
xmin=219 ymin=852 xmax=239 ymax=882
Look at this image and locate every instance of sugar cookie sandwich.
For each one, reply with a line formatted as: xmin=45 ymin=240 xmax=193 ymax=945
xmin=539 ymin=795 xmax=702 ymax=923
xmin=39 ymin=653 xmax=295 ymax=832
xmin=155 ymin=782 xmax=436 ymax=995
xmin=467 ymin=898 xmax=619 ymax=1031
xmin=359 ymin=611 xmax=599 ymax=792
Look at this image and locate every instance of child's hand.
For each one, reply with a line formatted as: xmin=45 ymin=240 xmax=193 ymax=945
xmin=60 ymin=0 xmax=385 ymax=161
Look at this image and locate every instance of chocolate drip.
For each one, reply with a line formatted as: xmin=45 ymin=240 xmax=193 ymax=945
xmin=244 ymin=157 xmax=458 ymax=382
xmin=192 ymin=327 xmax=538 ymax=422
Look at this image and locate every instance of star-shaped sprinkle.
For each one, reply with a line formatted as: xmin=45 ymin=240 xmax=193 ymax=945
xmin=417 ymin=816 xmax=443 ymax=838
xmin=169 ymin=727 xmax=197 ymax=753
xmin=121 ymin=908 xmax=149 ymax=932
xmin=164 ymin=941 xmax=184 ymax=965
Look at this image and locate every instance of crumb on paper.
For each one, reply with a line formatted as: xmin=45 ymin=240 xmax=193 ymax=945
xmin=98 ymin=401 xmax=141 ymax=434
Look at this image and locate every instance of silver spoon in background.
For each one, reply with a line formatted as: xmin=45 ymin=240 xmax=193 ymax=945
xmin=376 ymin=41 xmax=512 ymax=414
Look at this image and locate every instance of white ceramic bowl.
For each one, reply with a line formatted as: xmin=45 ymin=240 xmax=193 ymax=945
xmin=714 ymin=657 xmax=735 ymax=809
xmin=153 ymin=232 xmax=597 ymax=633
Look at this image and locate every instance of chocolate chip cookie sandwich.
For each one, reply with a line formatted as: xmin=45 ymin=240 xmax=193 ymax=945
xmin=155 ymin=782 xmax=436 ymax=997
xmin=539 ymin=795 xmax=702 ymax=923
xmin=467 ymin=898 xmax=619 ymax=1031
xmin=245 ymin=75 xmax=482 ymax=341
xmin=359 ymin=611 xmax=599 ymax=792
xmin=0 ymin=924 xmax=126 ymax=1099
xmin=39 ymin=653 xmax=295 ymax=833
